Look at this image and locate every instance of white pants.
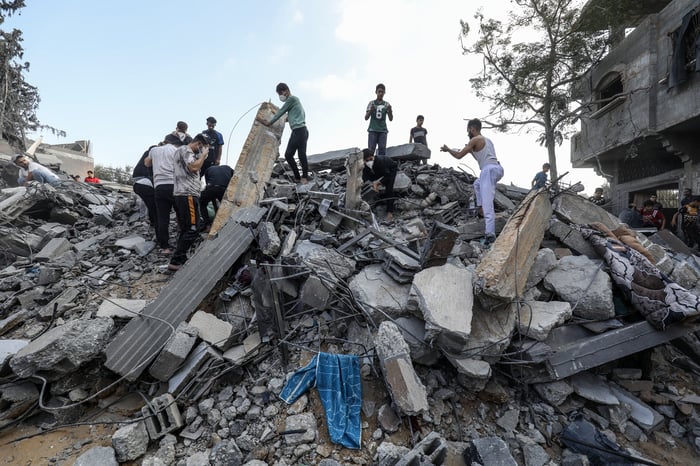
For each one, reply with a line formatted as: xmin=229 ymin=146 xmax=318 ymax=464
xmin=474 ymin=163 xmax=504 ymax=235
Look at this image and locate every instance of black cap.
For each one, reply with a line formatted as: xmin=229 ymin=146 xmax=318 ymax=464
xmin=206 ymin=116 xmax=217 ymax=124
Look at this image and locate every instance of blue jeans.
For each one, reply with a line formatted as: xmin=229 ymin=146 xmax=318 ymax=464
xmin=367 ymin=131 xmax=388 ymax=156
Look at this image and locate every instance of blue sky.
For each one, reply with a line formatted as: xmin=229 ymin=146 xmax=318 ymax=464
xmin=8 ymin=0 xmax=604 ymax=192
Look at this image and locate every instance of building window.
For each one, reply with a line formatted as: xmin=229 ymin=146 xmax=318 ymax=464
xmin=669 ymin=10 xmax=700 ymax=87
xmin=589 ymin=72 xmax=625 ymax=119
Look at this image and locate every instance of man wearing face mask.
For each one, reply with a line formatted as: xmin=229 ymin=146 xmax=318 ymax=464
xmin=168 ymin=133 xmax=210 ymax=271
xmin=362 ymin=148 xmax=397 ymax=221
xmin=441 ymin=118 xmax=503 ymax=245
xmin=257 ymin=83 xmax=309 ymax=184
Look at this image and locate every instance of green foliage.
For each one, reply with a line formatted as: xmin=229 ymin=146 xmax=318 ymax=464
xmin=461 ymin=0 xmax=610 ymax=180
xmin=0 ymin=1 xmax=64 ymax=151
xmin=94 ymin=164 xmax=133 ymax=185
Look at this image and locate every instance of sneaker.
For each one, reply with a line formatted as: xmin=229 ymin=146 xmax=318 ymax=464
xmin=167 ymin=263 xmax=182 ymax=271
xmin=481 ymin=234 xmax=497 ymax=246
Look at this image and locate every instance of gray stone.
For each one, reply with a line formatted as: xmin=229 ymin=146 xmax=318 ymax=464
xmin=496 ymin=408 xmax=520 ymax=432
xmin=37 ymin=266 xmax=62 ymax=286
xmin=300 ymin=242 xmax=356 ymax=279
xmin=10 ymin=317 xmax=114 ymax=380
xmin=517 ymin=301 xmax=572 ymax=341
xmin=186 ymin=451 xmax=210 ymax=466
xmin=561 ymin=450 xmax=591 ymax=466
xmin=570 ymin=372 xmax=619 ymax=405
xmin=445 ymin=356 xmax=491 ymax=392
xmin=464 ymin=436 xmax=517 ymax=466
xmin=222 ymin=332 xmax=262 ymax=366
xmin=97 ymin=298 xmax=147 ymax=319
xmin=547 ymin=218 xmax=599 ymax=258
xmin=257 ymin=222 xmax=281 ymax=257
xmin=378 ymin=403 xmax=401 ymax=433
xmin=409 ymin=263 xmax=473 ymax=349
xmin=393 ymin=172 xmax=412 ymax=192
xmin=543 ymin=255 xmax=614 ymax=320
xmin=283 ymin=412 xmax=317 ymax=445
xmin=189 ymin=310 xmax=234 ymax=351
xmin=671 ymin=261 xmax=700 ymax=289
xmin=533 ymin=380 xmax=573 ymax=406
xmin=149 ymin=323 xmax=198 ymax=381
xmin=669 ymin=419 xmax=686 ymax=438
xmin=461 ymin=300 xmax=517 ymax=363
xmin=552 ymin=192 xmax=620 ymax=230
xmin=608 ymin=383 xmax=664 ymax=432
xmin=300 ymin=274 xmax=333 ymax=309
xmin=34 ymin=237 xmax=72 ymax=262
xmin=525 ymin=248 xmax=558 ymax=289
xmin=375 ymin=321 xmax=429 ymax=415
xmin=112 ymin=421 xmax=149 ymax=462
xmin=394 ymin=316 xmax=441 ymax=365
xmin=0 ymin=381 xmax=39 ymax=424
xmin=38 ymin=288 xmax=80 ymax=321
xmin=74 ymin=446 xmax=119 ymax=466
xmin=522 ymin=442 xmax=550 ymax=466
xmin=375 ymin=441 xmax=411 ymax=466
xmin=348 ymin=264 xmax=411 ymax=322
xmin=209 ymin=438 xmax=243 ymax=466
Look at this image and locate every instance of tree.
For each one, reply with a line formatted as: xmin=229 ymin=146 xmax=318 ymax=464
xmin=94 ymin=164 xmax=133 ymax=184
xmin=0 ymin=1 xmax=64 ymax=151
xmin=460 ymin=0 xmax=609 ymax=182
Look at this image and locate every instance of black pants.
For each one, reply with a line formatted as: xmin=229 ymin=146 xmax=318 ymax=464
xmin=154 ymin=184 xmax=175 ymax=249
xmin=285 ymin=126 xmax=309 ymax=180
xmin=200 ymin=185 xmax=226 ymax=226
xmin=171 ymin=195 xmax=201 ymax=265
xmin=133 ymin=183 xmax=156 ymax=226
xmin=379 ymin=173 xmax=396 ymax=213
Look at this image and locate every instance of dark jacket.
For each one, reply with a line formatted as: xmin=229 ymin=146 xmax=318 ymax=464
xmin=362 ymin=154 xmax=397 ymax=183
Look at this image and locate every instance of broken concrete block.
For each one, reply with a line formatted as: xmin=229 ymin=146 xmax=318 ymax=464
xmin=409 ymin=263 xmax=473 ymax=351
xmin=524 ymin=248 xmax=558 ymax=290
xmin=543 ymin=255 xmax=614 ymax=321
xmin=552 ymin=192 xmax=619 ymax=230
xmin=300 ymin=274 xmax=333 ymax=309
xmin=394 ymin=431 xmax=448 ymax=466
xmin=349 ymin=264 xmax=411 ymax=322
xmin=570 ymin=372 xmax=619 ymax=405
xmin=114 ymin=235 xmax=153 ymax=257
xmin=10 ymin=317 xmax=114 ymax=380
xmin=445 ymin=356 xmax=491 ymax=392
xmin=34 ymin=237 xmax=72 ymax=262
xmin=383 ymin=247 xmax=420 ymax=284
xmin=0 ymin=310 xmax=31 ymax=336
xmin=73 ymin=447 xmax=119 ymax=466
xmin=375 ymin=321 xmax=429 ymax=416
xmin=393 ymin=172 xmax=412 ymax=192
xmin=533 ymin=380 xmax=573 ymax=406
xmin=97 ymin=298 xmax=147 ymax=319
xmin=257 ymin=221 xmax=281 ymax=256
xmin=222 ymin=332 xmax=262 ymax=366
xmin=0 ymin=381 xmax=39 ymax=428
xmin=300 ymin=243 xmax=356 ymax=279
xmin=670 ymin=261 xmax=700 ymax=290
xmin=609 ymin=383 xmax=664 ymax=432
xmin=74 ymin=446 xmax=118 ymax=466
xmin=547 ymin=218 xmax=599 ymax=259
xmin=38 ymin=288 xmax=80 ymax=321
xmin=0 ymin=228 xmax=42 ymax=256
xmin=320 ymin=210 xmax=343 ymax=233
xmin=284 ymin=412 xmax=318 ymax=445
xmin=516 ymin=301 xmax=572 ymax=341
xmin=419 ymin=221 xmax=459 ymax=269
xmin=189 ymin=311 xmax=234 ymax=351
xmin=394 ymin=316 xmax=441 ymax=366
xmin=112 ymin=420 xmax=149 ymax=462
xmin=463 ymin=436 xmax=517 ymax=466
xmin=37 ymin=266 xmax=62 ymax=286
xmin=461 ymin=301 xmax=517 ymax=363
xmin=167 ymin=342 xmax=222 ymax=396
xmin=149 ymin=323 xmax=198 ymax=382
xmin=141 ymin=393 xmax=183 ymax=440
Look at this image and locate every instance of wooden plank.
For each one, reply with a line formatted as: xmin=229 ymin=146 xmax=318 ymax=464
xmin=104 ymin=218 xmax=254 ymax=380
xmin=475 ymin=189 xmax=552 ymax=302
xmin=546 ymin=321 xmax=700 ymax=380
xmin=209 ymin=102 xmax=283 ymax=237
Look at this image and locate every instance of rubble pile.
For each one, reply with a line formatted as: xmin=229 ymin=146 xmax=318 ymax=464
xmin=1 ymin=154 xmax=700 ymax=466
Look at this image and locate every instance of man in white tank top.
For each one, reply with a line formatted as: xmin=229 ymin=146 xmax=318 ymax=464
xmin=441 ymin=118 xmax=504 ymax=245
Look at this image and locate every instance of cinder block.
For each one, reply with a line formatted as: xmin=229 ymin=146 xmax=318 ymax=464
xmin=141 ymin=393 xmax=183 ymax=440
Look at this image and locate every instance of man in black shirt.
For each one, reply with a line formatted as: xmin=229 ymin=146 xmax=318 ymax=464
xmin=362 ymin=148 xmax=397 ymax=221
xmin=200 ymin=164 xmax=234 ymax=230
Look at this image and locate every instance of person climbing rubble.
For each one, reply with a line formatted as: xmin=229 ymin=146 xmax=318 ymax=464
xmin=12 ymin=153 xmax=61 ymax=186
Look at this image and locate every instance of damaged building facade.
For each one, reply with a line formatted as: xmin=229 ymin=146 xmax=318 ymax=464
xmin=571 ymin=0 xmax=700 ymax=217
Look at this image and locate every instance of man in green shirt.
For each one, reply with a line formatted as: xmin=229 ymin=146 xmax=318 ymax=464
xmin=258 ymin=82 xmax=309 ymax=184
xmin=365 ymin=83 xmax=393 ymax=156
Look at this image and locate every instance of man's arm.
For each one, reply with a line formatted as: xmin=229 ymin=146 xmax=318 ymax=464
xmin=187 ymin=148 xmax=209 ymax=173
xmin=364 ymin=101 xmax=374 ymax=121
xmin=440 ymin=136 xmax=484 ymax=160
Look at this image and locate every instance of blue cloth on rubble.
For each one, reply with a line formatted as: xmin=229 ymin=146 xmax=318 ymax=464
xmin=279 ymin=352 xmax=362 ymax=449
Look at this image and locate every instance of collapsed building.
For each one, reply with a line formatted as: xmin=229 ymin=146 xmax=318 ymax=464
xmin=572 ymin=0 xmax=700 ymax=220
xmin=1 ymin=103 xmax=700 ymax=465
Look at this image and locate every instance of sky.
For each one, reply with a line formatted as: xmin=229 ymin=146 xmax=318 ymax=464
xmin=7 ymin=0 xmax=605 ymax=194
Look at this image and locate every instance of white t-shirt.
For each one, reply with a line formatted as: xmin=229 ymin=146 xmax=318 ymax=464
xmin=149 ymin=144 xmax=178 ymax=187
xmin=19 ymin=161 xmax=60 ymax=184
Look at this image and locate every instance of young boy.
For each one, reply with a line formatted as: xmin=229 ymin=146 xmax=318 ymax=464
xmin=531 ymin=163 xmax=550 ymax=190
xmin=258 ymin=83 xmax=309 ymax=183
xmin=365 ymin=83 xmax=393 ymax=156
xmin=409 ymin=115 xmax=427 ymax=146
